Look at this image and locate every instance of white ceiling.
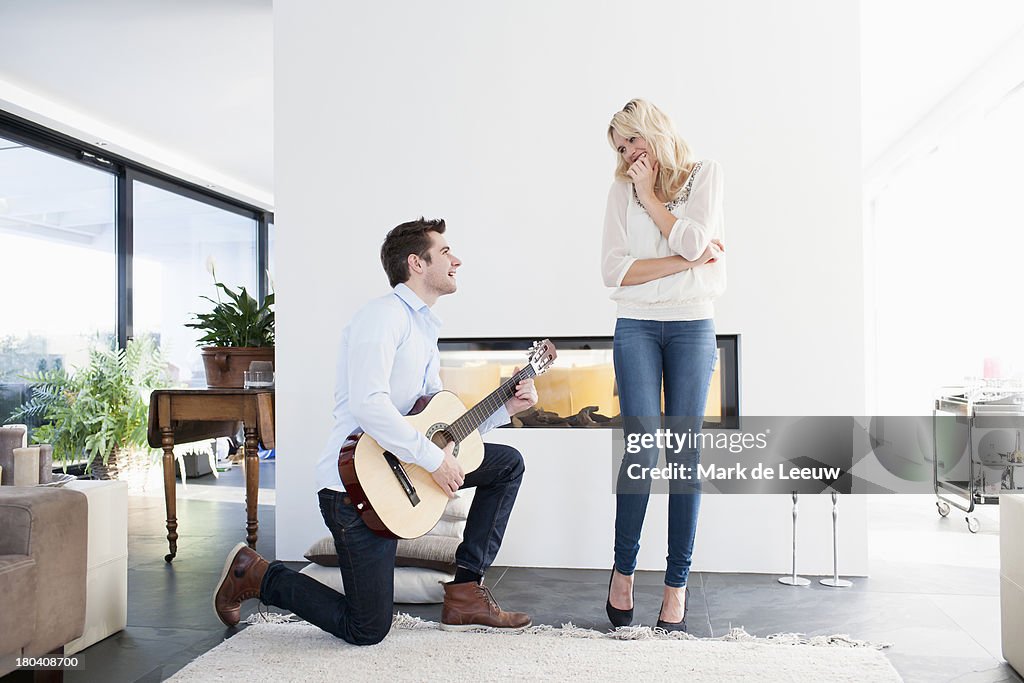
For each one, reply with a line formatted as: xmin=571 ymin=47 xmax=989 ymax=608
xmin=0 ymin=1 xmax=1021 ymax=211
xmin=0 ymin=0 xmax=272 ymax=207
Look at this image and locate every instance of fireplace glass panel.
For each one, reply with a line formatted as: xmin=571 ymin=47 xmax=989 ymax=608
xmin=438 ymin=336 xmax=740 ymax=429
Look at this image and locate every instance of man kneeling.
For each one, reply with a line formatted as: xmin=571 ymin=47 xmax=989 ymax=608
xmin=213 ymin=218 xmax=534 ymax=644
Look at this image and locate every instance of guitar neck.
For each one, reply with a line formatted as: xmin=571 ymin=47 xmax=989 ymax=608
xmin=446 ymin=366 xmax=537 ymax=443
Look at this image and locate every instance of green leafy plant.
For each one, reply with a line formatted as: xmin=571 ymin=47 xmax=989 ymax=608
xmin=185 ymin=273 xmax=275 ymax=348
xmin=8 ymin=336 xmax=169 ymax=472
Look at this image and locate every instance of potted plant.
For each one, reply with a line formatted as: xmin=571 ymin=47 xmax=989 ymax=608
xmin=8 ymin=336 xmax=169 ymax=480
xmin=185 ymin=262 xmax=275 ymax=388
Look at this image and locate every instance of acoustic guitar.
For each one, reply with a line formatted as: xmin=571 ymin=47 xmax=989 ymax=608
xmin=338 ymin=339 xmax=557 ymax=539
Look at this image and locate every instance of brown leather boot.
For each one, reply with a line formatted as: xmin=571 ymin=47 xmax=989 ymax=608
xmin=440 ymin=581 xmax=532 ymax=631
xmin=213 ymin=542 xmax=269 ymax=626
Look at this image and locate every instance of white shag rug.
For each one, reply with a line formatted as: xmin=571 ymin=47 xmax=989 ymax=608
xmin=169 ymin=613 xmax=901 ymax=682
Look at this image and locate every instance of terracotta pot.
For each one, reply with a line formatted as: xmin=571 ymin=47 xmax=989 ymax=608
xmin=200 ymin=347 xmax=275 ymax=388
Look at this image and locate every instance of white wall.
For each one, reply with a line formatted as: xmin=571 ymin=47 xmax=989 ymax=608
xmin=275 ymin=0 xmax=867 ymax=571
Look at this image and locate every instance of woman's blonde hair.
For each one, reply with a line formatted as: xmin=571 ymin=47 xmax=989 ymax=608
xmin=607 ymin=99 xmax=695 ymax=201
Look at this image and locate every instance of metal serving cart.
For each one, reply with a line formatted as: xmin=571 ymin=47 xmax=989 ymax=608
xmin=934 ymin=381 xmax=1024 ymax=533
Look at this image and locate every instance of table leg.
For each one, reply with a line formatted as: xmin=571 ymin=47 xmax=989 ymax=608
xmin=161 ymin=427 xmax=178 ymax=562
xmin=244 ymin=425 xmax=259 ymax=549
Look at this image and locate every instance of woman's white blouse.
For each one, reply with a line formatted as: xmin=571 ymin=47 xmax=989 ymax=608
xmin=601 ymin=159 xmax=726 ymax=321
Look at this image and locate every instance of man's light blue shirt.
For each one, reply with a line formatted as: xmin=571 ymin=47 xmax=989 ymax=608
xmin=315 ymin=283 xmax=510 ymax=491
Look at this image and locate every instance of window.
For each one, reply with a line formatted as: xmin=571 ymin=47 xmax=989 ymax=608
xmin=132 ymin=180 xmax=259 ymax=386
xmin=0 ymin=112 xmax=272 ymax=426
xmin=0 ymin=135 xmax=116 ymax=423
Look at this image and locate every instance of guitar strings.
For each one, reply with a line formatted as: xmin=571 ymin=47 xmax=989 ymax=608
xmin=446 ymin=365 xmax=538 ymax=443
xmin=447 ymin=367 xmax=533 ymax=442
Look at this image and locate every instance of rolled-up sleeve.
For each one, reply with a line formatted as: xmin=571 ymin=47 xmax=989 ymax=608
xmin=667 ymin=160 xmax=724 ymax=261
xmin=601 ymin=182 xmax=636 ymax=287
xmin=347 ymin=308 xmax=446 ymax=472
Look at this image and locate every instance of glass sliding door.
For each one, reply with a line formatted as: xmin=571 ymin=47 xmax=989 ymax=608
xmin=0 ymin=135 xmax=116 ymax=423
xmin=132 ymin=180 xmax=258 ymax=387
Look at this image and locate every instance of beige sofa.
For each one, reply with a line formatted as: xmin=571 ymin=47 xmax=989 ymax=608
xmin=0 ymin=487 xmax=88 ymax=678
xmin=1002 ymin=492 xmax=1024 ymax=675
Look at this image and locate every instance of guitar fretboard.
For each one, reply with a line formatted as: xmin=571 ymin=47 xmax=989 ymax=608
xmin=446 ymin=366 xmax=537 ymax=443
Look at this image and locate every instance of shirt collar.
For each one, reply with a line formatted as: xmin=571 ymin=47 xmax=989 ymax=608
xmin=394 ymin=283 xmax=443 ymax=327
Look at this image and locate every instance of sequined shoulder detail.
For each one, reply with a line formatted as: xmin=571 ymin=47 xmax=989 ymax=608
xmin=632 ymin=159 xmax=705 ymax=214
xmin=680 ymin=160 xmax=705 ymax=203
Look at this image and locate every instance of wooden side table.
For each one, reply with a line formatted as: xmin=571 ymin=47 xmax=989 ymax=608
xmin=147 ymin=389 xmax=275 ymax=562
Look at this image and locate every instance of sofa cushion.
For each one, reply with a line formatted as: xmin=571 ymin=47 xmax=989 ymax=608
xmin=0 ymin=554 xmax=36 ymax=655
xmin=442 ymin=490 xmax=474 ymax=521
xmin=303 ymin=536 xmax=340 ymax=567
xmin=305 ymin=490 xmax=472 ymax=567
xmin=299 ymin=563 xmax=452 ymax=603
xmin=428 ymin=518 xmax=471 ymax=539
xmin=303 ymin=533 xmax=460 ymax=573
xmin=396 ymin=536 xmax=459 ymax=573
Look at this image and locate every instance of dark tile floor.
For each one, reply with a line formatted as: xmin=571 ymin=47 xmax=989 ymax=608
xmin=3 ymin=463 xmax=1021 ymax=683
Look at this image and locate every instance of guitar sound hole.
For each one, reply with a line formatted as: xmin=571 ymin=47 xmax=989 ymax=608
xmin=430 ymin=431 xmax=450 ymax=449
xmin=429 ymin=427 xmax=458 ymax=458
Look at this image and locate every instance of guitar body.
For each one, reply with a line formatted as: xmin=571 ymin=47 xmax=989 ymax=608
xmin=338 ymin=391 xmax=485 ymax=539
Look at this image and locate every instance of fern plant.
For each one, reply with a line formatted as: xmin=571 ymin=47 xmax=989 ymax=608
xmin=8 ymin=336 xmax=169 ymax=473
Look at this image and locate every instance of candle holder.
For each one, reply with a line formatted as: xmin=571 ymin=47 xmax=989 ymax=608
xmin=820 ymin=491 xmax=853 ymax=588
xmin=778 ymin=491 xmax=810 ymax=586
xmin=13 ymin=446 xmax=41 ymax=487
xmin=0 ymin=425 xmax=27 ymax=486
xmin=37 ymin=444 xmax=54 ymax=484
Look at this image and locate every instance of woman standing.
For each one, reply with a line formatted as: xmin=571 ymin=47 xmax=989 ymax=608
xmin=601 ymin=99 xmax=726 ymax=631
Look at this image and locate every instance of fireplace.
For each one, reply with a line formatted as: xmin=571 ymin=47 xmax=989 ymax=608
xmin=438 ymin=335 xmax=740 ymax=429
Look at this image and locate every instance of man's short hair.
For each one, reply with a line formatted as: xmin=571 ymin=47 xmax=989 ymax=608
xmin=380 ymin=217 xmax=447 ymax=288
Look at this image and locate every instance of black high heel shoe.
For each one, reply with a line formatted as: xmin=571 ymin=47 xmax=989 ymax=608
xmin=656 ymin=586 xmax=689 ymax=632
xmin=606 ymin=569 xmax=634 ymax=627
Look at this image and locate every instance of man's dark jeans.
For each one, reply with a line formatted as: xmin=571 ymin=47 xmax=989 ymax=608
xmin=260 ymin=442 xmax=524 ymax=645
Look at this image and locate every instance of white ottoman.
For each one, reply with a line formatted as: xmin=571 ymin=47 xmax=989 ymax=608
xmin=1001 ymin=493 xmax=1024 ymax=675
xmin=64 ymin=480 xmax=128 ymax=655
